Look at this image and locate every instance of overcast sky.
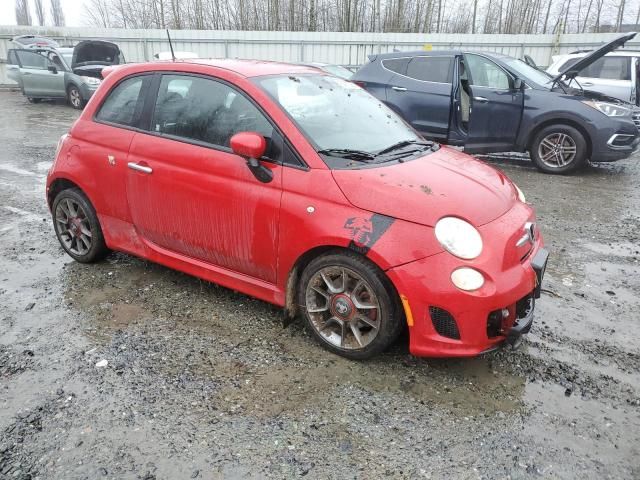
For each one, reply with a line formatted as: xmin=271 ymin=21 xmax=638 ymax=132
xmin=0 ymin=0 xmax=86 ymax=27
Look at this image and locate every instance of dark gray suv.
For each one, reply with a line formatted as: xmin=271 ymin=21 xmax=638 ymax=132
xmin=352 ymin=34 xmax=640 ymax=173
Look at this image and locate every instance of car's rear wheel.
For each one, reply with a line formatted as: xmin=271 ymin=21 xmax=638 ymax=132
xmin=67 ymin=85 xmax=85 ymax=110
xmin=52 ymin=188 xmax=109 ymax=263
xmin=27 ymin=97 xmax=41 ymax=104
xmin=298 ymin=251 xmax=402 ymax=360
xmin=530 ymin=124 xmax=587 ymax=174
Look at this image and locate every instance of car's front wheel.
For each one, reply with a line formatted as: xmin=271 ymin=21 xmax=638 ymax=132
xmin=299 ymin=251 xmax=403 ymax=360
xmin=52 ymin=188 xmax=109 ymax=263
xmin=530 ymin=124 xmax=588 ymax=174
xmin=67 ymin=85 xmax=85 ymax=110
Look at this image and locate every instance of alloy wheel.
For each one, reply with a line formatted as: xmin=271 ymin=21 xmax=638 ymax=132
xmin=54 ymin=198 xmax=92 ymax=256
xmin=69 ymin=88 xmax=81 ymax=108
xmin=537 ymin=133 xmax=577 ymax=168
xmin=305 ymin=266 xmax=381 ymax=350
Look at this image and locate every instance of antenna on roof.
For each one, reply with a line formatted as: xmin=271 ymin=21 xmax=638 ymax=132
xmin=166 ymin=29 xmax=176 ymax=62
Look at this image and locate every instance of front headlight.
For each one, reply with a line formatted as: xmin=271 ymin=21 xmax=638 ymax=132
xmin=434 ymin=217 xmax=483 ymax=260
xmin=514 ymin=183 xmax=526 ymax=203
xmin=583 ymin=100 xmax=631 ymax=117
xmin=81 ymin=76 xmax=102 ymax=86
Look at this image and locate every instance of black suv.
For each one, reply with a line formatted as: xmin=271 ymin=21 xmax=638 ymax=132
xmin=352 ymin=33 xmax=640 ymax=173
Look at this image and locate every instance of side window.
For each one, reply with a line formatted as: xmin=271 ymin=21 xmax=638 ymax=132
xmin=15 ymin=50 xmax=47 ymax=70
xmin=406 ymin=56 xmax=453 ymax=83
xmin=47 ymin=52 xmax=66 ymax=71
xmin=382 ymin=58 xmax=410 ymax=75
xmin=152 ymin=74 xmax=273 ymax=149
xmin=465 ymin=54 xmax=511 ymax=89
xmin=559 ymin=58 xmax=580 ymax=72
xmin=580 ymin=56 xmax=630 ymax=80
xmin=96 ymin=75 xmax=147 ymax=127
xmin=7 ymin=50 xmax=19 ymax=66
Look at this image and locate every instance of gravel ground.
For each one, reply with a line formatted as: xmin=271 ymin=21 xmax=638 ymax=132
xmin=0 ymin=91 xmax=639 ymax=480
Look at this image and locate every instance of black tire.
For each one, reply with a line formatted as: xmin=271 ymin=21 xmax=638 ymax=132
xmin=530 ymin=124 xmax=588 ymax=174
xmin=27 ymin=97 xmax=41 ymax=104
xmin=67 ymin=85 xmax=85 ymax=110
xmin=52 ymin=188 xmax=109 ymax=263
xmin=298 ymin=250 xmax=403 ymax=360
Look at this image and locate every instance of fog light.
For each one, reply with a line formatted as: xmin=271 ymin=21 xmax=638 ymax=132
xmin=451 ymin=268 xmax=485 ymax=291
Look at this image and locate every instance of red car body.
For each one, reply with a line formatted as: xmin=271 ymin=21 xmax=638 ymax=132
xmin=47 ymin=59 xmax=547 ymax=357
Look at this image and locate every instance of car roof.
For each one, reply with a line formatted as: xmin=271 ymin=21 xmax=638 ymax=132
xmin=374 ymin=49 xmax=512 ymax=60
xmin=168 ymin=58 xmax=322 ymax=77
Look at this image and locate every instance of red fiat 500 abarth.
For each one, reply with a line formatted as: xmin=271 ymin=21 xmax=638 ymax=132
xmin=46 ymin=59 xmax=548 ymax=359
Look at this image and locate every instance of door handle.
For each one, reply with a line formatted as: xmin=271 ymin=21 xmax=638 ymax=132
xmin=473 ymin=96 xmax=489 ymax=103
xmin=391 ymin=86 xmax=407 ymax=92
xmin=127 ymin=162 xmax=153 ymax=174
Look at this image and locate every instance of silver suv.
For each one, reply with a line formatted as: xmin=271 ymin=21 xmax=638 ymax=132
xmin=7 ymin=40 xmax=124 ymax=109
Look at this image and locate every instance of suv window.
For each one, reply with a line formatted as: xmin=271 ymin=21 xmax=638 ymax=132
xmin=382 ymin=58 xmax=410 ymax=75
xmin=96 ymin=76 xmax=148 ymax=127
xmin=15 ymin=50 xmax=47 ymax=70
xmin=465 ymin=54 xmax=511 ymax=89
xmin=7 ymin=50 xmax=18 ymax=65
xmin=152 ymin=74 xmax=273 ymax=149
xmin=406 ymin=56 xmax=453 ymax=83
xmin=559 ymin=56 xmax=631 ymax=80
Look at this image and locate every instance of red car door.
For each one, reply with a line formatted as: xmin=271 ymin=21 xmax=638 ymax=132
xmin=125 ymin=74 xmax=282 ymax=283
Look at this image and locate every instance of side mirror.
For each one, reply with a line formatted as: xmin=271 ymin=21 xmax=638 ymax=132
xmin=48 ymin=65 xmax=58 ymax=74
xmin=513 ymin=78 xmax=524 ymax=90
xmin=230 ymin=132 xmax=273 ymax=183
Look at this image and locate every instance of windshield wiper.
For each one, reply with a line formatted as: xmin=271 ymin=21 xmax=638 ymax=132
xmin=376 ymin=139 xmax=434 ymax=156
xmin=317 ymin=148 xmax=376 ymax=161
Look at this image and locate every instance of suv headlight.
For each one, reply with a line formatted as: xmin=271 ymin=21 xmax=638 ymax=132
xmin=583 ymin=100 xmax=630 ymax=117
xmin=81 ymin=76 xmax=102 ymax=86
xmin=434 ymin=217 xmax=483 ymax=260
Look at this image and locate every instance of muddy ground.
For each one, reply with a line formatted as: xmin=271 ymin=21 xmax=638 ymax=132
xmin=0 ymin=90 xmax=638 ymax=480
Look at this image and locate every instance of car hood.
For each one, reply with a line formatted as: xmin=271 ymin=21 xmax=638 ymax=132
xmin=71 ymin=40 xmax=122 ymax=69
xmin=552 ymin=32 xmax=636 ymax=82
xmin=331 ymin=147 xmax=517 ymax=228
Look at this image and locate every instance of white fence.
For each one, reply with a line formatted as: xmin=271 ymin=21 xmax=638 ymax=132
xmin=2 ymin=25 xmax=640 ymax=86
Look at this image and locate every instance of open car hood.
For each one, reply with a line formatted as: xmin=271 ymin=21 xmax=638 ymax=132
xmin=551 ymin=32 xmax=637 ymax=82
xmin=331 ymin=147 xmax=517 ymax=228
xmin=71 ymin=40 xmax=122 ymax=69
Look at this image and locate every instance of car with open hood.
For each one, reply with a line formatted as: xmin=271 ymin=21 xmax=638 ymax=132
xmin=46 ymin=59 xmax=548 ymax=359
xmin=6 ymin=40 xmax=124 ymax=109
xmin=352 ymin=33 xmax=640 ymax=174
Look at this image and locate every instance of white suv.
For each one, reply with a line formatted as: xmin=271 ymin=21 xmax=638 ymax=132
xmin=547 ymin=50 xmax=639 ymax=105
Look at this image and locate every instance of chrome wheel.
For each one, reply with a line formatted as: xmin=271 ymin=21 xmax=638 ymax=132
xmin=69 ymin=88 xmax=81 ymax=108
xmin=537 ymin=133 xmax=577 ymax=168
xmin=54 ymin=198 xmax=92 ymax=256
xmin=305 ymin=266 xmax=381 ymax=350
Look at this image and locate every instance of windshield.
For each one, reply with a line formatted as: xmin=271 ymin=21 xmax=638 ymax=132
xmin=255 ymin=74 xmax=422 ymax=154
xmin=62 ymin=53 xmax=73 ymax=65
xmin=503 ymin=58 xmax=553 ymax=87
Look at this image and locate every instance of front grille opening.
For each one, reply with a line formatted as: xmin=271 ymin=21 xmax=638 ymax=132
xmin=516 ymin=294 xmax=534 ymax=320
xmin=486 ymin=310 xmax=503 ymax=338
xmin=429 ymin=307 xmax=460 ymax=340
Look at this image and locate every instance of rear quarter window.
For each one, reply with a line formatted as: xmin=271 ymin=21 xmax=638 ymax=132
xmin=382 ymin=58 xmax=410 ymax=75
xmin=406 ymin=56 xmax=454 ymax=83
xmin=95 ymin=75 xmax=149 ymax=128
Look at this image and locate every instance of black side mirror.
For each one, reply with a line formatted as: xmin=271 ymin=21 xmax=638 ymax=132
xmin=513 ymin=78 xmax=524 ymax=90
xmin=48 ymin=65 xmax=58 ymax=74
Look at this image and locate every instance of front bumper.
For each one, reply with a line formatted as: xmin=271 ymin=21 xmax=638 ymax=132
xmin=387 ymin=203 xmax=548 ymax=358
xmin=78 ymin=83 xmax=100 ymax=101
xmin=591 ymin=117 xmax=640 ymax=162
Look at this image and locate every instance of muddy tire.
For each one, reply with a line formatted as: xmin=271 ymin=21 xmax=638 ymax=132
xmin=67 ymin=85 xmax=85 ymax=110
xmin=52 ymin=188 xmax=109 ymax=263
xmin=298 ymin=251 xmax=403 ymax=360
xmin=530 ymin=124 xmax=588 ymax=174
xmin=27 ymin=97 xmax=41 ymax=104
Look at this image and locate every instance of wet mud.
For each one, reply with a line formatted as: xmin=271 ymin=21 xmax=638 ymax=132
xmin=0 ymin=92 xmax=639 ymax=479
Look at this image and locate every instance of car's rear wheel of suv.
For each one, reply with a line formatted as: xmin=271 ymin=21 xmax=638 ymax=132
xmin=67 ymin=85 xmax=85 ymax=110
xmin=298 ymin=251 xmax=403 ymax=360
xmin=530 ymin=124 xmax=587 ymax=174
xmin=52 ymin=188 xmax=109 ymax=263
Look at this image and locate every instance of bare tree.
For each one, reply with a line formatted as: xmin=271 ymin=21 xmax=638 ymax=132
xmin=50 ymin=0 xmax=66 ymax=26
xmin=34 ymin=0 xmax=45 ymax=25
xmin=15 ymin=0 xmax=32 ymax=25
